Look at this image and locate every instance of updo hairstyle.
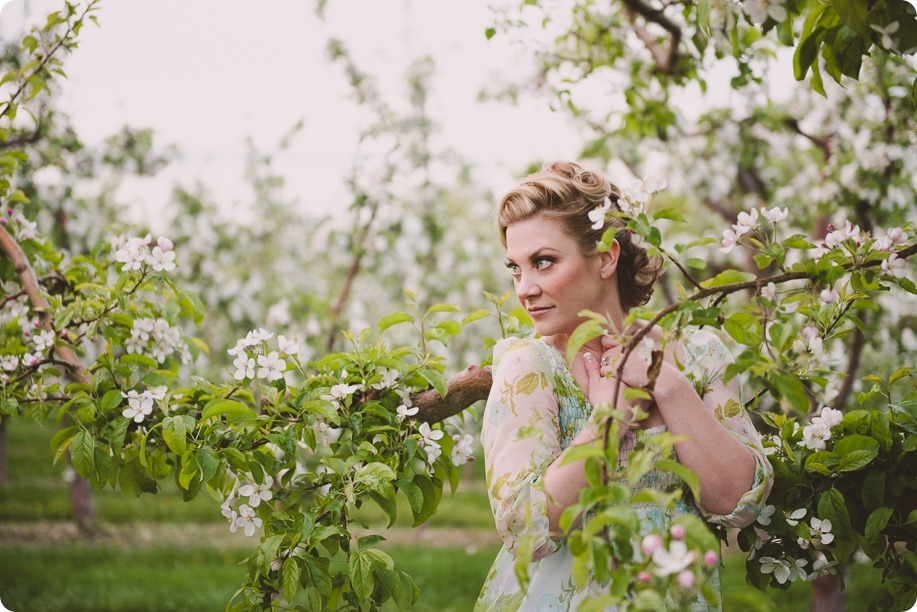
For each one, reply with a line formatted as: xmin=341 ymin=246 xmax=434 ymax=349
xmin=497 ymin=161 xmax=662 ymax=312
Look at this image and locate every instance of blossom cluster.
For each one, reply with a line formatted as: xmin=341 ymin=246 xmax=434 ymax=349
xmin=587 ymin=175 xmax=667 ymax=229
xmin=228 ymin=328 xmax=302 ymax=383
xmin=121 ymin=385 xmax=168 ymax=423
xmin=220 ymin=473 xmax=271 ymax=537
xmin=720 ymin=206 xmax=787 ymax=254
xmin=753 ymin=502 xmax=835 ymax=583
xmin=1 ymin=206 xmax=38 ymax=241
xmin=112 ymin=234 xmax=177 ymax=273
xmin=125 ymin=317 xmax=191 ymax=364
xmin=800 ymin=405 xmax=843 ymax=450
xmin=637 ymin=525 xmax=717 ymax=592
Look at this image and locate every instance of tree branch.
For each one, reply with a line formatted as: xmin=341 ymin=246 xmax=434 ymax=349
xmin=410 ymin=242 xmax=917 ymax=424
xmin=0 ymin=224 xmax=89 ymax=386
xmin=620 ymin=0 xmax=682 ymax=75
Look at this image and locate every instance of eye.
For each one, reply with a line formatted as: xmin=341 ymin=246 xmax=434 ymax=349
xmin=506 ymin=262 xmax=520 ymax=277
xmin=534 ymin=257 xmax=554 ymax=270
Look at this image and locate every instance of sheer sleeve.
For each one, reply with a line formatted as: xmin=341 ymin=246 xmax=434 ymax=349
xmin=682 ymin=330 xmax=774 ymax=529
xmin=481 ymin=337 xmax=562 ymax=560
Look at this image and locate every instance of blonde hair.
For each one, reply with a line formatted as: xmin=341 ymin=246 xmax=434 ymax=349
xmin=497 ymin=161 xmax=662 ymax=311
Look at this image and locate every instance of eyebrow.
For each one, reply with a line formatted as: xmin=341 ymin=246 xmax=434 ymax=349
xmin=504 ymin=247 xmax=560 ymax=266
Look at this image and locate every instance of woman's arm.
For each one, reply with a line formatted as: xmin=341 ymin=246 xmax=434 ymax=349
xmin=600 ymin=331 xmax=773 ymax=524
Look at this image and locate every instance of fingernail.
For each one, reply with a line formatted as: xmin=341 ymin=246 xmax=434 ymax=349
xmin=584 ymin=353 xmax=595 ymax=362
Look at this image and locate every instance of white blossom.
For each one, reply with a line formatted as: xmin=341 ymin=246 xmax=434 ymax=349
xmin=743 ymin=0 xmax=787 ymax=23
xmin=761 ymin=206 xmax=789 ymax=224
xmin=734 ymin=208 xmax=759 ymax=236
xmin=871 ymin=21 xmax=899 ymax=48
xmin=451 ymin=434 xmax=475 ymax=466
xmin=32 ymin=329 xmax=55 ymax=352
xmin=756 ymin=504 xmax=776 ymax=526
xmin=114 ymin=234 xmax=152 ymax=272
xmin=881 ymin=253 xmax=907 ymax=278
xmin=824 ymin=221 xmax=861 ymax=249
xmin=652 ymin=540 xmax=696 ymax=576
xmin=810 ymin=517 xmax=834 ymax=544
xmin=761 ymin=282 xmax=777 ymax=301
xmin=320 ymin=382 xmax=363 ymax=404
xmin=873 ymin=227 xmax=906 ymax=251
xmin=146 ymin=236 xmax=177 ymax=272
xmin=396 ymin=404 xmax=419 ymax=421
xmin=21 ymin=352 xmax=39 ymax=367
xmin=277 ymin=335 xmax=301 ymax=356
xmin=0 ymin=355 xmax=19 ymax=372
xmin=122 ymin=389 xmax=154 ymax=423
xmin=588 ymin=197 xmax=613 ymax=230
xmin=801 ymin=422 xmax=830 ymax=450
xmin=418 ymin=422 xmax=444 ymax=445
xmin=720 ymin=228 xmax=739 ymax=254
xmin=256 ymin=351 xmax=285 ymax=382
xmin=370 ymin=367 xmax=399 ymax=390
xmin=233 ymin=355 xmax=256 ymax=381
xmin=239 ymin=475 xmax=274 ymax=508
xmin=231 ymin=504 xmax=263 ymax=537
xmin=786 ymin=508 xmax=807 ymax=526
xmin=312 ymin=420 xmax=332 ymax=446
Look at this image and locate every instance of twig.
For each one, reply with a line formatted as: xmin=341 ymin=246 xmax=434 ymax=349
xmin=620 ymin=0 xmax=682 ymax=75
xmin=325 ymin=199 xmax=379 ymax=351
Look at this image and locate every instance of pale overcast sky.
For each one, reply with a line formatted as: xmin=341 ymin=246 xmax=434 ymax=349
xmin=0 ymin=0 xmax=585 ymax=226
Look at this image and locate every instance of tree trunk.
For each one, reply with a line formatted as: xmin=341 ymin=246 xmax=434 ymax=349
xmin=0 ymin=417 xmax=8 ymax=485
xmin=811 ymin=569 xmax=845 ymax=611
xmin=68 ymin=459 xmax=96 ymax=534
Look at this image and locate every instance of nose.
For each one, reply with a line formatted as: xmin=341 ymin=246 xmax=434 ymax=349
xmin=515 ymin=272 xmax=541 ymax=302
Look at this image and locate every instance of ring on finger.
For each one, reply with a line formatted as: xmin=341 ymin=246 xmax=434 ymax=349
xmin=600 ymin=356 xmax=609 ymax=367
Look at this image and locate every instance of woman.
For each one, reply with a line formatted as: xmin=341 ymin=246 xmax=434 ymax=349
xmin=475 ymin=161 xmax=773 ymax=611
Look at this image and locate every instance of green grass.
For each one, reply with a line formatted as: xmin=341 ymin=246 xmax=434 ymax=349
xmin=0 ymin=419 xmax=889 ymax=611
xmin=0 ymin=545 xmax=248 ymax=612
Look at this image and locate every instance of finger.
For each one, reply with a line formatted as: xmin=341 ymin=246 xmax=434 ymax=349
xmin=583 ymin=352 xmax=602 ymax=385
xmin=600 ymin=335 xmax=620 ymax=350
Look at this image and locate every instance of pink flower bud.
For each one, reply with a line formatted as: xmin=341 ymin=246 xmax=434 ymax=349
xmin=637 ymin=571 xmax=651 ymax=583
xmin=59 ymin=329 xmax=69 ymax=339
xmin=677 ymin=570 xmax=695 ymax=589
xmin=703 ymin=550 xmax=718 ymax=568
xmin=670 ymin=524 xmax=686 ymax=540
xmin=22 ymin=330 xmax=30 ymax=337
xmin=641 ymin=534 xmax=663 ymax=556
xmin=33 ymin=319 xmax=42 ymax=328
xmin=0 ymin=218 xmax=6 ymax=225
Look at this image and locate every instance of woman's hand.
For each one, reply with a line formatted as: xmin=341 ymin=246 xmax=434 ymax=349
xmin=582 ymin=351 xmax=649 ymax=425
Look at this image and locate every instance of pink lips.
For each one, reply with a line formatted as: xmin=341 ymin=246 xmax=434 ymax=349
xmin=527 ymin=306 xmax=553 ymax=317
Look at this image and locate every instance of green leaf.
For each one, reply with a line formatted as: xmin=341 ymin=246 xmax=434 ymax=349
xmin=700 ymin=270 xmax=756 ymax=289
xmin=485 ymin=27 xmax=496 ymax=39
xmin=685 ymin=257 xmax=707 ymax=270
xmin=420 ymin=368 xmax=448 ymax=398
xmin=200 ymin=399 xmax=255 ymax=422
xmin=99 ymin=389 xmax=123 ymax=414
xmin=349 ymin=551 xmax=374 ymax=602
xmin=162 ymin=415 xmax=187 ymax=455
xmin=283 ymin=557 xmax=301 ymax=603
xmin=838 ymin=449 xmax=877 ymax=472
xmin=50 ymin=426 xmax=79 ymax=465
xmin=377 ymin=312 xmax=414 ymax=332
xmin=774 ymin=373 xmax=809 ymax=412
xmin=565 ymin=318 xmax=605 ymax=364
xmin=723 ymin=312 xmax=762 ymax=346
xmin=121 ymin=353 xmax=159 ymax=368
xmin=462 ymin=308 xmax=490 ymax=325
xmin=653 ymin=207 xmax=686 ymax=222
xmin=865 ymin=506 xmax=893 ymax=545
xmin=425 ymin=303 xmax=459 ymax=315
xmin=70 ymin=430 xmax=95 ymax=479
xmin=818 ymin=488 xmax=852 ymax=539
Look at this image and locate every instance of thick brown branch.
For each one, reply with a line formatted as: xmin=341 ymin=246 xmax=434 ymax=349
xmin=413 ymin=365 xmax=492 ymax=424
xmin=0 ymin=224 xmax=90 ymax=385
xmin=411 ymin=242 xmax=917 ymax=424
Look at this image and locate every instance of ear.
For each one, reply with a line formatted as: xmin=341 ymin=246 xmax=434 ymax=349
xmin=598 ymin=239 xmax=620 ymax=279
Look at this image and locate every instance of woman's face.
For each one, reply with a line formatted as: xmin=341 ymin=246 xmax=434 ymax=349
xmin=505 ymin=214 xmax=609 ymax=338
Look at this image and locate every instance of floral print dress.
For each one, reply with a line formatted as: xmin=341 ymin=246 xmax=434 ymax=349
xmin=475 ymin=331 xmax=773 ymax=611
